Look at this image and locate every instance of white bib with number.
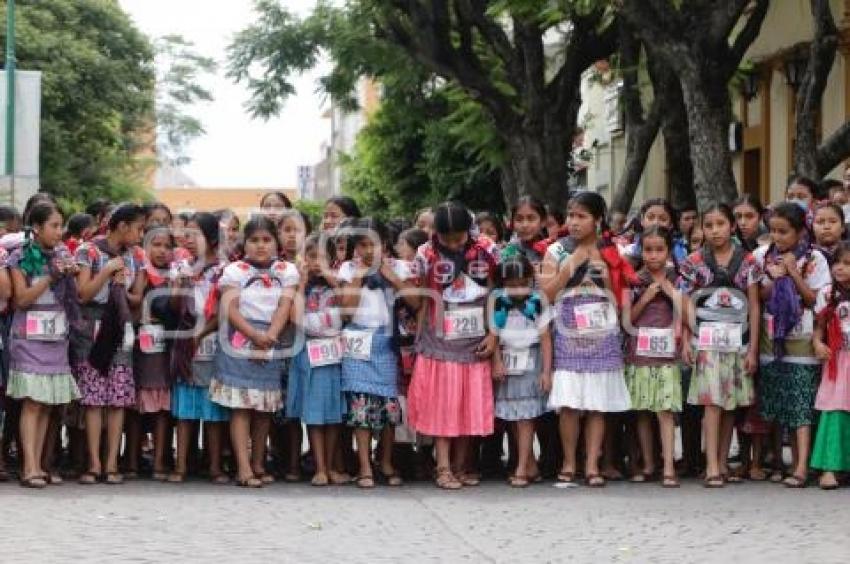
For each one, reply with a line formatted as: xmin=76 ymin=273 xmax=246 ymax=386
xmin=25 ymin=311 xmax=67 ymax=341
xmin=308 ymin=337 xmax=343 ymax=367
xmin=342 ymin=329 xmax=373 ymax=361
xmin=139 ymin=324 xmax=166 ymax=354
xmin=764 ymin=310 xmax=813 ymax=340
xmin=573 ymin=302 xmax=617 ymax=333
xmin=195 ymin=334 xmax=217 ymax=360
xmin=443 ymin=307 xmax=485 ymax=340
xmin=697 ymin=322 xmax=743 ymax=352
xmin=636 ymin=327 xmax=676 ymax=358
xmin=501 ymin=347 xmax=532 ymax=376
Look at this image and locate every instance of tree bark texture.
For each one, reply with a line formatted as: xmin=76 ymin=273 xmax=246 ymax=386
xmin=378 ymin=2 xmax=616 ymax=210
xmin=794 ymin=0 xmax=839 ymax=179
xmin=621 ymin=0 xmax=769 ymax=209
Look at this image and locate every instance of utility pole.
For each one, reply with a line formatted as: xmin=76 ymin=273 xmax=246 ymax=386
xmin=4 ymin=0 xmax=16 ymax=205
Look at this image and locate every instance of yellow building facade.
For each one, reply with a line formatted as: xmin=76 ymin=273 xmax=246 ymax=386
xmin=582 ymin=0 xmax=850 ymax=210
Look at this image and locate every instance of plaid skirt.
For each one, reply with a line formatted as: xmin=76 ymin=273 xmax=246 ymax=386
xmin=340 ymin=325 xmax=399 ymax=399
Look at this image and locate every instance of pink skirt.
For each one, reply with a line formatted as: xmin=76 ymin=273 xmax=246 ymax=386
xmin=407 ymin=357 xmax=493 ymax=437
xmin=136 ymin=388 xmax=171 ymax=414
xmin=816 ymin=351 xmax=850 ymax=412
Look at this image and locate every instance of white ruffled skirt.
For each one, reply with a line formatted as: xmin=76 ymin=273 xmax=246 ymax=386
xmin=547 ymin=369 xmax=631 ymax=412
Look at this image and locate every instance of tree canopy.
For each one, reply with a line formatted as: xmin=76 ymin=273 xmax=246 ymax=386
xmin=1 ymin=0 xmax=156 ymax=209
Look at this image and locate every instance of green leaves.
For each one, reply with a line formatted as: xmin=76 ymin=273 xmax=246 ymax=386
xmin=1 ymin=0 xmax=155 ymax=207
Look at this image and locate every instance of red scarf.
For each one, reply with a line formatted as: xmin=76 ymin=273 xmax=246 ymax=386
xmin=600 ymin=240 xmax=639 ymax=307
xmin=818 ymin=284 xmax=850 ymax=380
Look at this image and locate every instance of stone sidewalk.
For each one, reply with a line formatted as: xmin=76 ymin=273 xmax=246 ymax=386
xmin=0 ymin=480 xmax=848 ymax=563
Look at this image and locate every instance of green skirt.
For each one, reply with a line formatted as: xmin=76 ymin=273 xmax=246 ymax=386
xmin=758 ymin=361 xmax=819 ymax=429
xmin=7 ymin=371 xmax=80 ymax=405
xmin=624 ymin=364 xmax=682 ymax=412
xmin=811 ymin=411 xmax=850 ymax=471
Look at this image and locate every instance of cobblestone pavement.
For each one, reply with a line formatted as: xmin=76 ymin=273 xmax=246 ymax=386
xmin=0 ymin=479 xmax=848 ymax=563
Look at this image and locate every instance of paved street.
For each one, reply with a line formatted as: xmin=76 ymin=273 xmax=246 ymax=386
xmin=1 ymin=479 xmax=848 ymax=563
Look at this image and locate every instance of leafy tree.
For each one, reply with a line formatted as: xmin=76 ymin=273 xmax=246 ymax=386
xmin=342 ymin=85 xmax=503 ymax=219
xmin=620 ymin=0 xmax=769 ymax=209
xmin=229 ymin=0 xmax=617 ymax=210
xmin=154 ymin=34 xmax=217 ymax=167
xmin=0 ymin=0 xmax=156 ymax=208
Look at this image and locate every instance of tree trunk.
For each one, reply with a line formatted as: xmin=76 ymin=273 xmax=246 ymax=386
xmin=502 ymin=130 xmax=571 ymax=211
xmin=611 ymin=114 xmax=661 ymax=214
xmin=500 ymin=164 xmax=519 ymax=209
xmin=678 ymin=73 xmax=739 ymax=209
xmin=662 ymin=76 xmax=695 ymax=210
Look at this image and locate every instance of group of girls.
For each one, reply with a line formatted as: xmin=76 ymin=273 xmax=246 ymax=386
xmin=0 ymin=177 xmax=849 ymax=493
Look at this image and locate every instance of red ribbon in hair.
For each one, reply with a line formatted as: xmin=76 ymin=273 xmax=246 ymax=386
xmin=820 ymin=305 xmax=843 ymax=381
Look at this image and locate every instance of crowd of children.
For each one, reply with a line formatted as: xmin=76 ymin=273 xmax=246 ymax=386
xmin=0 ymin=176 xmax=848 ymax=491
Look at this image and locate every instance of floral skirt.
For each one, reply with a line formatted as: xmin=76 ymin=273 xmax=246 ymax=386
xmin=688 ymin=351 xmax=753 ymax=410
xmin=758 ymin=361 xmax=819 ymax=429
xmin=210 ymin=378 xmax=283 ymax=413
xmin=345 ymin=392 xmax=401 ymax=430
xmin=811 ymin=410 xmax=850 ymax=471
xmin=624 ymin=364 xmax=682 ymax=412
xmin=74 ymin=361 xmax=136 ymax=408
xmin=7 ymin=371 xmax=80 ymax=405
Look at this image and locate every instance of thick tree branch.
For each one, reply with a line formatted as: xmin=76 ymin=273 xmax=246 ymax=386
xmin=709 ymin=0 xmax=752 ymax=46
xmin=817 ymin=121 xmax=850 ymax=174
xmin=795 ymin=0 xmax=840 ymax=177
xmin=726 ymin=0 xmax=770 ymax=77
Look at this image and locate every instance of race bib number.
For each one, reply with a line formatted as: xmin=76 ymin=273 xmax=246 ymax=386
xmin=697 ymin=322 xmax=742 ymax=352
xmin=308 ymin=337 xmax=343 ymax=367
xmin=501 ymin=347 xmax=531 ymax=376
xmin=443 ymin=307 xmax=485 ymax=340
xmin=25 ymin=311 xmax=67 ymax=341
xmin=195 ymin=334 xmax=217 ymax=360
xmin=574 ymin=302 xmax=617 ymax=332
xmin=342 ymin=330 xmax=373 ymax=361
xmin=765 ymin=310 xmax=813 ymax=340
xmin=636 ymin=327 xmax=676 ymax=358
xmin=139 ymin=324 xmax=166 ymax=354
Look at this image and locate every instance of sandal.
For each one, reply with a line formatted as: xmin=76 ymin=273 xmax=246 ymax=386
xmin=509 ymin=475 xmax=530 ymax=488
xmin=721 ymin=472 xmax=743 ymax=484
xmin=236 ymin=476 xmax=263 ymax=488
xmin=769 ymin=469 xmax=785 ymax=483
xmin=629 ymin=471 xmax=655 ymax=484
xmin=819 ymin=475 xmax=839 ymax=490
xmin=104 ymin=472 xmax=124 ymax=485
xmin=748 ymin=468 xmax=768 ymax=481
xmin=255 ymin=472 xmax=275 ymax=485
xmin=45 ymin=473 xmax=63 ymax=485
xmin=20 ymin=475 xmax=48 ymax=489
xmin=703 ymin=475 xmax=725 ymax=488
xmin=661 ymin=475 xmax=680 ymax=488
xmin=356 ymin=475 xmax=375 ymax=489
xmin=585 ymin=474 xmax=606 ymax=488
xmin=458 ymin=472 xmax=480 ymax=487
xmin=78 ymin=471 xmax=100 ymax=485
xmin=435 ymin=467 xmax=462 ymax=490
xmin=328 ymin=471 xmax=353 ymax=485
xmin=556 ymin=471 xmax=576 ymax=484
xmin=375 ymin=469 xmax=403 ymax=487
xmin=152 ymin=470 xmax=169 ymax=481
xmin=311 ymin=473 xmax=329 ymax=487
xmin=166 ymin=472 xmax=186 ymax=484
xmin=210 ymin=473 xmax=231 ymax=485
xmin=783 ymin=474 xmax=807 ymax=488
xmin=284 ymin=472 xmax=301 ymax=483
